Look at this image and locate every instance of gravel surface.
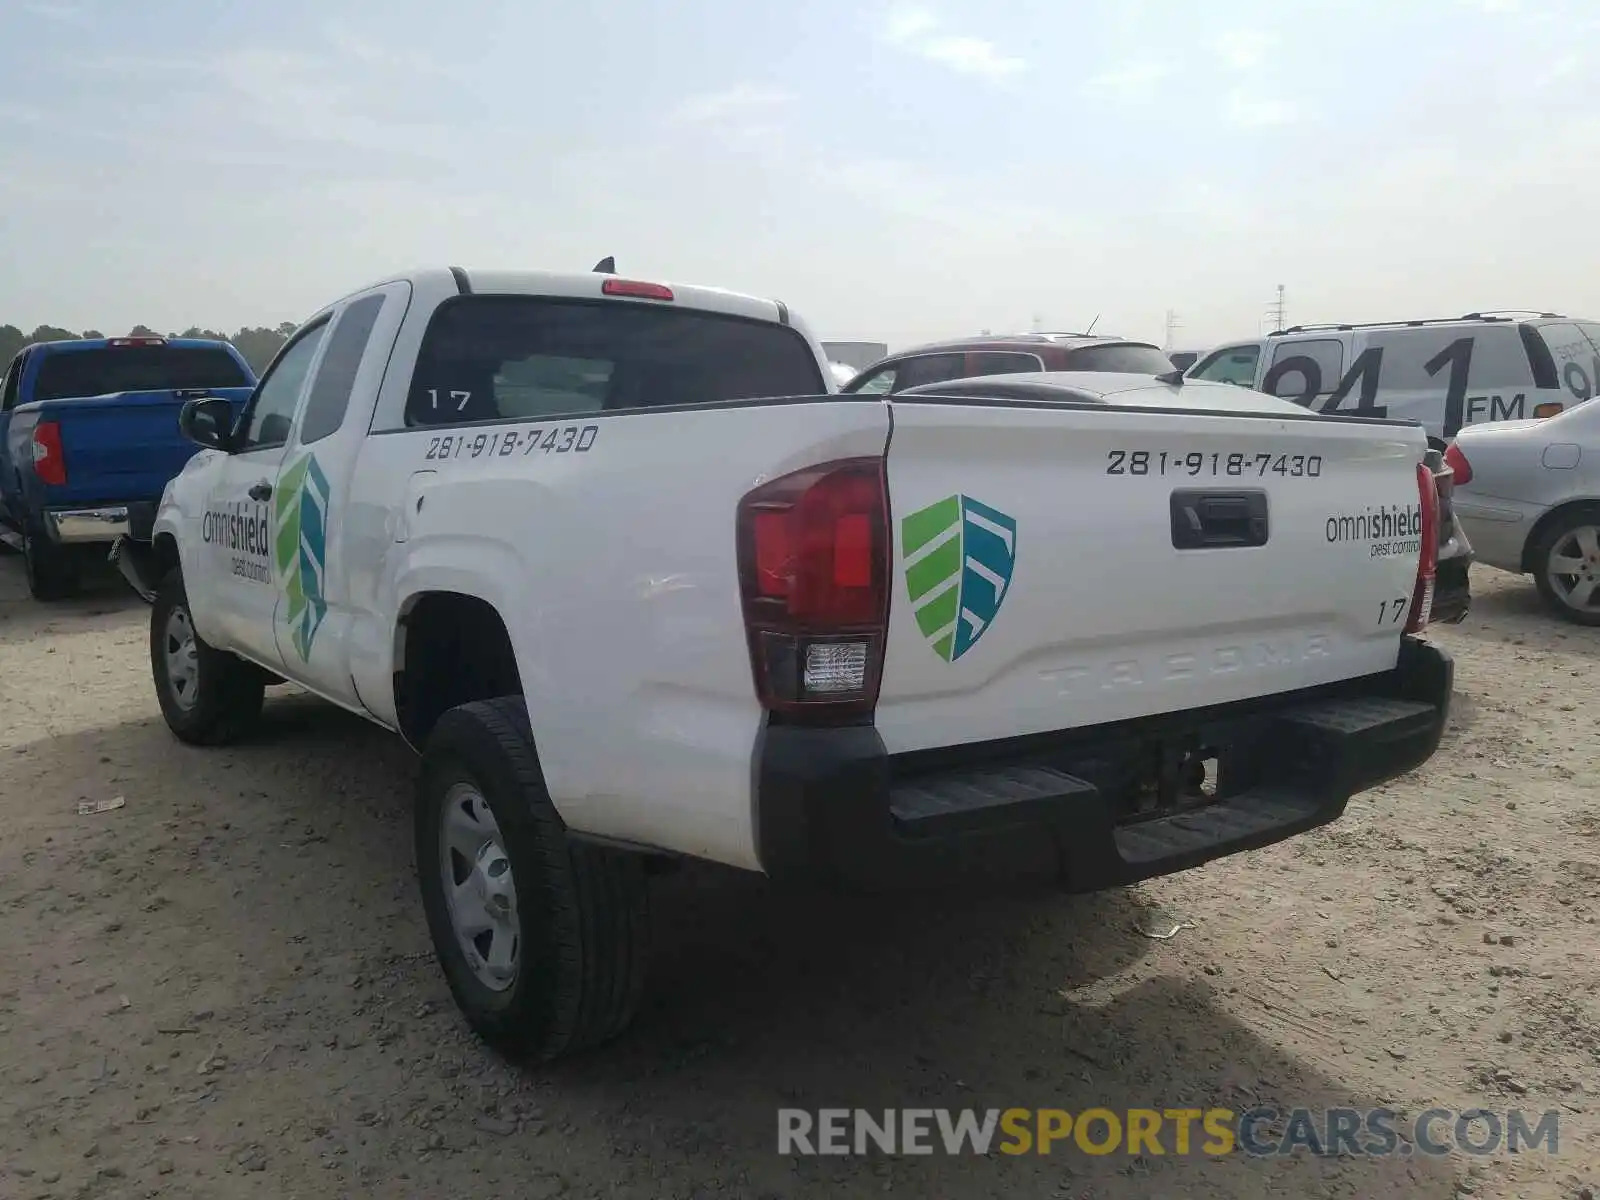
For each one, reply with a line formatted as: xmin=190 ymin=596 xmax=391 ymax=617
xmin=1 ymin=555 xmax=1597 ymax=1200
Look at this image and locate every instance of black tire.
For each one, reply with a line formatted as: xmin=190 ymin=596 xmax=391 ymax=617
xmin=23 ymin=528 xmax=77 ymax=600
xmin=1531 ymin=505 xmax=1600 ymax=627
xmin=416 ymin=696 xmax=650 ymax=1062
xmin=150 ymin=569 xmax=266 ymax=743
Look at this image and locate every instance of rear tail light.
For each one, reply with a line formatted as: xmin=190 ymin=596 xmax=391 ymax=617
xmin=600 ymin=278 xmax=674 ymax=301
xmin=1405 ymin=461 xmax=1439 ymax=634
xmin=736 ymin=459 xmax=890 ymax=719
xmin=31 ymin=421 xmax=66 ymax=486
xmin=108 ymin=336 xmax=167 ymax=347
xmin=1442 ymin=442 xmax=1472 ymax=487
xmin=1533 ymin=401 xmax=1565 ymax=419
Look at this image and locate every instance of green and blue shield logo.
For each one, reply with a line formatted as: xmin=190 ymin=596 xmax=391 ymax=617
xmin=901 ymin=494 xmax=1017 ymax=662
xmin=273 ymin=452 xmax=331 ymax=661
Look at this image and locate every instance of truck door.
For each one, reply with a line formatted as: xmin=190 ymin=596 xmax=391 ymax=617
xmin=268 ymin=283 xmax=407 ymax=704
xmin=203 ymin=320 xmax=330 ymax=667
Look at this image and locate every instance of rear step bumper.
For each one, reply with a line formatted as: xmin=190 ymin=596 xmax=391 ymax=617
xmin=753 ymin=636 xmax=1452 ymax=892
xmin=44 ymin=501 xmax=156 ymax=545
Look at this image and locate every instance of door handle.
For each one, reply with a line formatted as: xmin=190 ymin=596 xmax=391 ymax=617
xmin=248 ymin=481 xmax=273 ymax=502
xmin=1170 ymin=488 xmax=1270 ymax=549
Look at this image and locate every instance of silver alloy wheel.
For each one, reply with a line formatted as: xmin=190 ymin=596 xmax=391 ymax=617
xmin=1545 ymin=524 xmax=1600 ymax=616
xmin=440 ymin=781 xmax=520 ymax=992
xmin=163 ymin=606 xmax=201 ymax=710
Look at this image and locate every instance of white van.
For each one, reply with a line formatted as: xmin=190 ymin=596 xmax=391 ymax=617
xmin=1185 ymin=312 xmax=1597 ymax=446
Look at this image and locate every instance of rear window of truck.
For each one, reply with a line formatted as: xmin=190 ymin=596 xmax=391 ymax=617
xmin=404 ymin=296 xmax=827 ymax=427
xmin=33 ymin=346 xmax=251 ymax=402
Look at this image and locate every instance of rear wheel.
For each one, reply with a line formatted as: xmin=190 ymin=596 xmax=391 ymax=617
xmin=23 ymin=529 xmax=77 ymax=600
xmin=150 ymin=570 xmax=266 ymax=743
xmin=415 ymin=696 xmax=650 ymax=1062
xmin=1532 ymin=507 xmax=1600 ymax=626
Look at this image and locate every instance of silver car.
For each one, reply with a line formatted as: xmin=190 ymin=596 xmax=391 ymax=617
xmin=1451 ymin=397 xmax=1600 ymax=624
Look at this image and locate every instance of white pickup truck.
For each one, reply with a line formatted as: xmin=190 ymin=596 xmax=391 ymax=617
xmin=113 ymin=265 xmax=1453 ymax=1063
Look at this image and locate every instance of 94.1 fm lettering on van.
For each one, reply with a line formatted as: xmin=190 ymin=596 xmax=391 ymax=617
xmin=1261 ymin=337 xmax=1530 ymax=438
xmin=1254 ymin=336 xmax=1542 ymax=438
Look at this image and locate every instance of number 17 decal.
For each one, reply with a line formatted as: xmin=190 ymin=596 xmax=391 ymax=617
xmin=425 ymin=388 xmax=473 ymax=413
xmin=1378 ymin=595 xmax=1409 ymax=625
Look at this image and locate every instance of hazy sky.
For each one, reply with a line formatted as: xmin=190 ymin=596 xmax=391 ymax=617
xmin=1 ymin=0 xmax=1594 ymax=351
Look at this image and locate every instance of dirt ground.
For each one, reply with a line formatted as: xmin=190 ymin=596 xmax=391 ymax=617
xmin=1 ymin=555 xmax=1597 ymax=1200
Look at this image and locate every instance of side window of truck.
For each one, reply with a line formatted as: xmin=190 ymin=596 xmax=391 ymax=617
xmin=1191 ymin=344 xmax=1260 ymax=386
xmin=1263 ymin=339 xmax=1344 ymax=404
xmin=297 ymin=294 xmax=387 ymax=445
xmin=236 ymin=322 xmax=329 ymax=452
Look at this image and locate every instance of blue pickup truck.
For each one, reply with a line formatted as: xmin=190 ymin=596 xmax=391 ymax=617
xmin=0 ymin=335 xmax=256 ymax=599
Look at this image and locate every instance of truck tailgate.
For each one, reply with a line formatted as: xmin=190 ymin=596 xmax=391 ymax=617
xmin=39 ymin=388 xmax=249 ymax=504
xmin=879 ymin=399 xmax=1429 ymax=754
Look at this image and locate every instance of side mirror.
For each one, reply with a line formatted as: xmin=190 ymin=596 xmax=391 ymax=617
xmin=179 ymin=396 xmax=235 ymax=451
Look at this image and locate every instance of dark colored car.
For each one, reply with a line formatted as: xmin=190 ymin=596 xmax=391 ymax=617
xmin=839 ymin=333 xmax=1178 ymax=393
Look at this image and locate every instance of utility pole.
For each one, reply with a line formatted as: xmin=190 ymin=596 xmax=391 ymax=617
xmin=1030 ymin=312 xmax=1044 ymax=333
xmin=1267 ymin=284 xmax=1287 ymax=332
xmin=1164 ymin=309 xmax=1181 ymax=351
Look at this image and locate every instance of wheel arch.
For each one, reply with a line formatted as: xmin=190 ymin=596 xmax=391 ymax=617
xmin=150 ymin=530 xmax=182 ymax=578
xmin=1520 ymin=497 xmax=1600 ymax=573
xmin=393 ymin=589 xmax=525 ymax=751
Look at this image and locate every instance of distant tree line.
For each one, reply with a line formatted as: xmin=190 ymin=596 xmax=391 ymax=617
xmin=0 ymin=321 xmax=298 ymax=375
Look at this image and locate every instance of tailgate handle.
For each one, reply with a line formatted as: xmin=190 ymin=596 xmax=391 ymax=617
xmin=1170 ymin=489 xmax=1269 ymax=549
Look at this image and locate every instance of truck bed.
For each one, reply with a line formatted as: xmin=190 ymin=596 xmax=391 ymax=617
xmin=12 ymin=387 xmax=252 ymax=509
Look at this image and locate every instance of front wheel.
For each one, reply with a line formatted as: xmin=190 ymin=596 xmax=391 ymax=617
xmin=415 ymin=696 xmax=650 ymax=1062
xmin=150 ymin=570 xmax=266 ymax=743
xmin=1532 ymin=507 xmax=1600 ymax=626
